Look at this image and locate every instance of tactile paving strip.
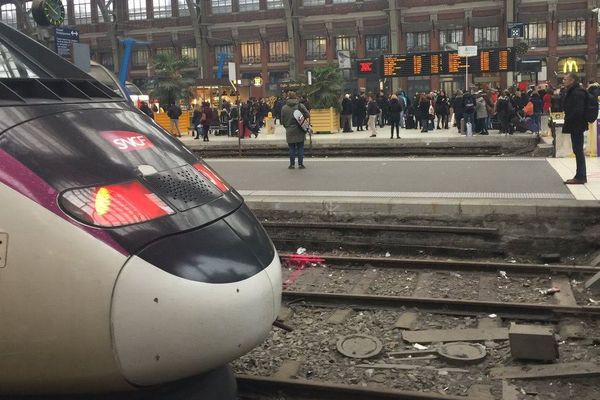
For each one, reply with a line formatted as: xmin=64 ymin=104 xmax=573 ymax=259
xmin=239 ymin=190 xmax=575 ymax=200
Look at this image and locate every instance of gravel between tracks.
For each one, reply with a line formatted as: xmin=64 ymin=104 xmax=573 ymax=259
xmin=233 ymin=307 xmax=600 ymax=398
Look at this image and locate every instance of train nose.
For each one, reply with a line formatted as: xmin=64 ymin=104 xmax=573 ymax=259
xmin=110 ymin=205 xmax=281 ymax=386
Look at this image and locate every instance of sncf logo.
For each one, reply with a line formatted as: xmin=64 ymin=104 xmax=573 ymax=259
xmin=100 ymin=131 xmax=155 ymax=152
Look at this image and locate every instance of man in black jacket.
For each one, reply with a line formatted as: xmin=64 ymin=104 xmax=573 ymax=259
xmin=562 ymin=73 xmax=587 ymax=184
xmin=341 ymin=94 xmax=353 ymax=132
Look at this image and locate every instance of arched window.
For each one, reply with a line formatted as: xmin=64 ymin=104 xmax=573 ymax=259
xmin=0 ymin=3 xmax=17 ymax=28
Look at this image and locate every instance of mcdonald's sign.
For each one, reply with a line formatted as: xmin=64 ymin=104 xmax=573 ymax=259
xmin=559 ymin=58 xmax=584 ymax=74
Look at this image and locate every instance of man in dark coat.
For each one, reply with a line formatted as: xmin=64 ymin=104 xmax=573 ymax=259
xmin=562 ymin=72 xmax=588 ymax=184
xmin=341 ymin=94 xmax=353 ymax=132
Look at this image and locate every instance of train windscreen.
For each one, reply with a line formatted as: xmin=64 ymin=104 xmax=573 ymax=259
xmin=0 ymin=41 xmax=40 ymax=78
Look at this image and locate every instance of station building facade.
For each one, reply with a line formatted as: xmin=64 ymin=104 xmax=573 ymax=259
xmin=2 ymin=0 xmax=599 ymax=96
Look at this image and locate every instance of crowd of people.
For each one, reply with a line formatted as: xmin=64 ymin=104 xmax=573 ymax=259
xmin=339 ymin=81 xmax=600 ymax=139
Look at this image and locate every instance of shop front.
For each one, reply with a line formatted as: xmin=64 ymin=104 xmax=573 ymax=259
xmin=557 ymin=57 xmax=585 ymax=84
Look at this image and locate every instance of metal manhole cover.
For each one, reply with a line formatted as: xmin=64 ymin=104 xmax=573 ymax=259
xmin=437 ymin=342 xmax=487 ymax=365
xmin=336 ymin=334 xmax=383 ymax=359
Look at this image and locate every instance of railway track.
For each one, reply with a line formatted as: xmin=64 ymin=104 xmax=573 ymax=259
xmin=237 ymin=375 xmax=465 ymax=400
xmin=234 ymin=253 xmax=600 ymax=399
xmin=265 ymin=221 xmax=506 ymax=258
xmin=280 ymin=253 xmax=600 ymax=320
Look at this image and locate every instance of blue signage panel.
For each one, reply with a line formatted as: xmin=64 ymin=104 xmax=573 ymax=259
xmin=55 ymin=27 xmax=80 ymax=58
xmin=507 ymin=23 xmax=524 ymax=39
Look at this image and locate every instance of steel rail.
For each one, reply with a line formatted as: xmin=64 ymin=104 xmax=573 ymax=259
xmin=264 ymin=221 xmax=500 ymax=235
xmin=280 ymin=253 xmax=600 ymax=275
xmin=282 ymin=291 xmax=600 ymax=319
xmin=236 ymin=374 xmax=465 ymax=400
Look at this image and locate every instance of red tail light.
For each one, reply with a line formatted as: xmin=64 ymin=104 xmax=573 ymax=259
xmin=59 ymin=181 xmax=174 ymax=227
xmin=193 ymin=163 xmax=230 ymax=193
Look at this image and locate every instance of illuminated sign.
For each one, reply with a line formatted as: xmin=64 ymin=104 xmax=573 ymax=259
xmin=563 ymin=59 xmax=579 ymax=73
xmin=355 ymin=58 xmax=379 ymax=76
xmin=360 ymin=62 xmax=373 ymax=72
xmin=253 ymin=76 xmax=263 ymax=87
xmin=380 ymin=48 xmax=516 ymax=77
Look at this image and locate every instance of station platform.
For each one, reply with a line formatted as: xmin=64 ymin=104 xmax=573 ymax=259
xmin=207 ymin=157 xmax=600 ymax=202
xmin=207 ymin=156 xmax=600 ymax=262
xmin=180 ymin=124 xmax=544 ymax=157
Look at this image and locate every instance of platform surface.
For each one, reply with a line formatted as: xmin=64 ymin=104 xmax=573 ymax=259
xmin=206 ymin=157 xmax=600 ymax=201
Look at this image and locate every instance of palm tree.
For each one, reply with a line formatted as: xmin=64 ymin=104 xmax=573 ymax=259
xmin=150 ymin=53 xmax=196 ymax=106
xmin=306 ymin=64 xmax=343 ymax=111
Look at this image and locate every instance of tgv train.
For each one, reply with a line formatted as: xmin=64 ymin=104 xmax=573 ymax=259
xmin=0 ymin=23 xmax=281 ymax=398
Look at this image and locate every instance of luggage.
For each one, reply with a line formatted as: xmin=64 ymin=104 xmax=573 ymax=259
xmin=405 ymin=115 xmax=416 ymax=129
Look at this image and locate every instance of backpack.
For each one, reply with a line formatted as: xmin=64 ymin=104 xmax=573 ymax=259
xmin=293 ymin=109 xmax=310 ymax=133
xmin=464 ymin=95 xmax=474 ymax=110
xmin=584 ymin=89 xmax=599 ymax=123
xmin=523 ymin=101 xmax=534 ymax=117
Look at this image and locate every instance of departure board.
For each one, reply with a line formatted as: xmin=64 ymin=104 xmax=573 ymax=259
xmin=381 ymin=47 xmax=516 ymax=77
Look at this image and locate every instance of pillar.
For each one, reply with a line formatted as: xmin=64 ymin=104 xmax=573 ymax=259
xmin=430 ymin=16 xmax=440 ymax=91
xmin=586 ymin=15 xmax=597 ymax=82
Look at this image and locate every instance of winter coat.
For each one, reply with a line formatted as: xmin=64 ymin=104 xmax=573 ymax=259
xmin=452 ymin=95 xmax=465 ymax=115
xmin=551 ymin=94 xmax=563 ymax=113
xmin=434 ymin=96 xmax=449 ymax=115
xmin=542 ymin=93 xmax=552 ymax=113
xmin=367 ymin=100 xmax=380 ymax=116
xmin=589 ymin=84 xmax=600 ymax=101
xmin=341 ymin=97 xmax=353 ymax=115
xmin=495 ymin=96 xmax=513 ymax=120
xmin=562 ymin=85 xmax=588 ymax=134
xmin=418 ymin=99 xmax=430 ymax=119
xmin=388 ymin=98 xmax=402 ymax=122
xmin=475 ymin=98 xmax=488 ymax=119
xmin=281 ymin=98 xmax=309 ymax=144
xmin=530 ymin=94 xmax=543 ymax=114
xmin=463 ymin=94 xmax=476 ymax=114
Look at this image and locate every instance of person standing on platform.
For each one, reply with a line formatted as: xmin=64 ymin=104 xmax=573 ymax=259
xmin=418 ymin=93 xmax=430 ymax=133
xmin=435 ymin=90 xmax=449 ymax=129
xmin=452 ymin=90 xmax=465 ymax=134
xmin=388 ymin=94 xmax=402 ymax=139
xmin=495 ymin=90 xmax=514 ymax=135
xmin=341 ymin=94 xmax=353 ymax=132
xmin=367 ymin=95 xmax=380 ymax=137
xmin=562 ymin=73 xmax=588 ymax=184
xmin=475 ymin=93 xmax=489 ymax=135
xmin=191 ymin=105 xmax=202 ymax=139
xmin=462 ymin=90 xmax=476 ymax=135
xmin=167 ymin=102 xmax=182 ymax=137
xmin=140 ymin=101 xmax=154 ymax=119
xmin=281 ymin=91 xmax=310 ymax=169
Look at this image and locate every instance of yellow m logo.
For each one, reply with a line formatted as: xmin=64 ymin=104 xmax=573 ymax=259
xmin=563 ymin=59 xmax=579 ymax=73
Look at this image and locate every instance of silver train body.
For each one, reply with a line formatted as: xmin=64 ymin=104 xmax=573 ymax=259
xmin=0 ymin=23 xmax=281 ymax=396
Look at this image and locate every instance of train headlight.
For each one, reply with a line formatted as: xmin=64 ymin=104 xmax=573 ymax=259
xmin=59 ymin=181 xmax=175 ymax=227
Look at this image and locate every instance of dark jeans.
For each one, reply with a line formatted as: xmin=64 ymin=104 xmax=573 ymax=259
xmin=436 ymin=113 xmax=448 ymax=129
xmin=390 ymin=120 xmax=400 ymax=137
xmin=476 ymin=118 xmax=488 ymax=134
xmin=455 ymin=114 xmax=463 ymax=132
xmin=499 ymin=116 xmax=513 ymax=134
xmin=421 ymin=119 xmax=429 ymax=132
xmin=289 ymin=142 xmax=304 ymax=166
xmin=570 ymin=131 xmax=587 ymax=180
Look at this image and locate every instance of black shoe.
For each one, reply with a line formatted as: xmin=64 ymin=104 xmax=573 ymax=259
xmin=298 ymin=165 xmax=306 ymax=169
xmin=396 ymin=136 xmax=401 ymax=139
xmin=288 ymin=165 xmax=295 ymax=169
xmin=564 ymin=178 xmax=587 ymax=184
xmin=369 ymin=134 xmax=376 ymax=137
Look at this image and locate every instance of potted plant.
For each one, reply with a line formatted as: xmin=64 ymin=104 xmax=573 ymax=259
xmin=306 ymin=64 xmax=343 ymax=134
